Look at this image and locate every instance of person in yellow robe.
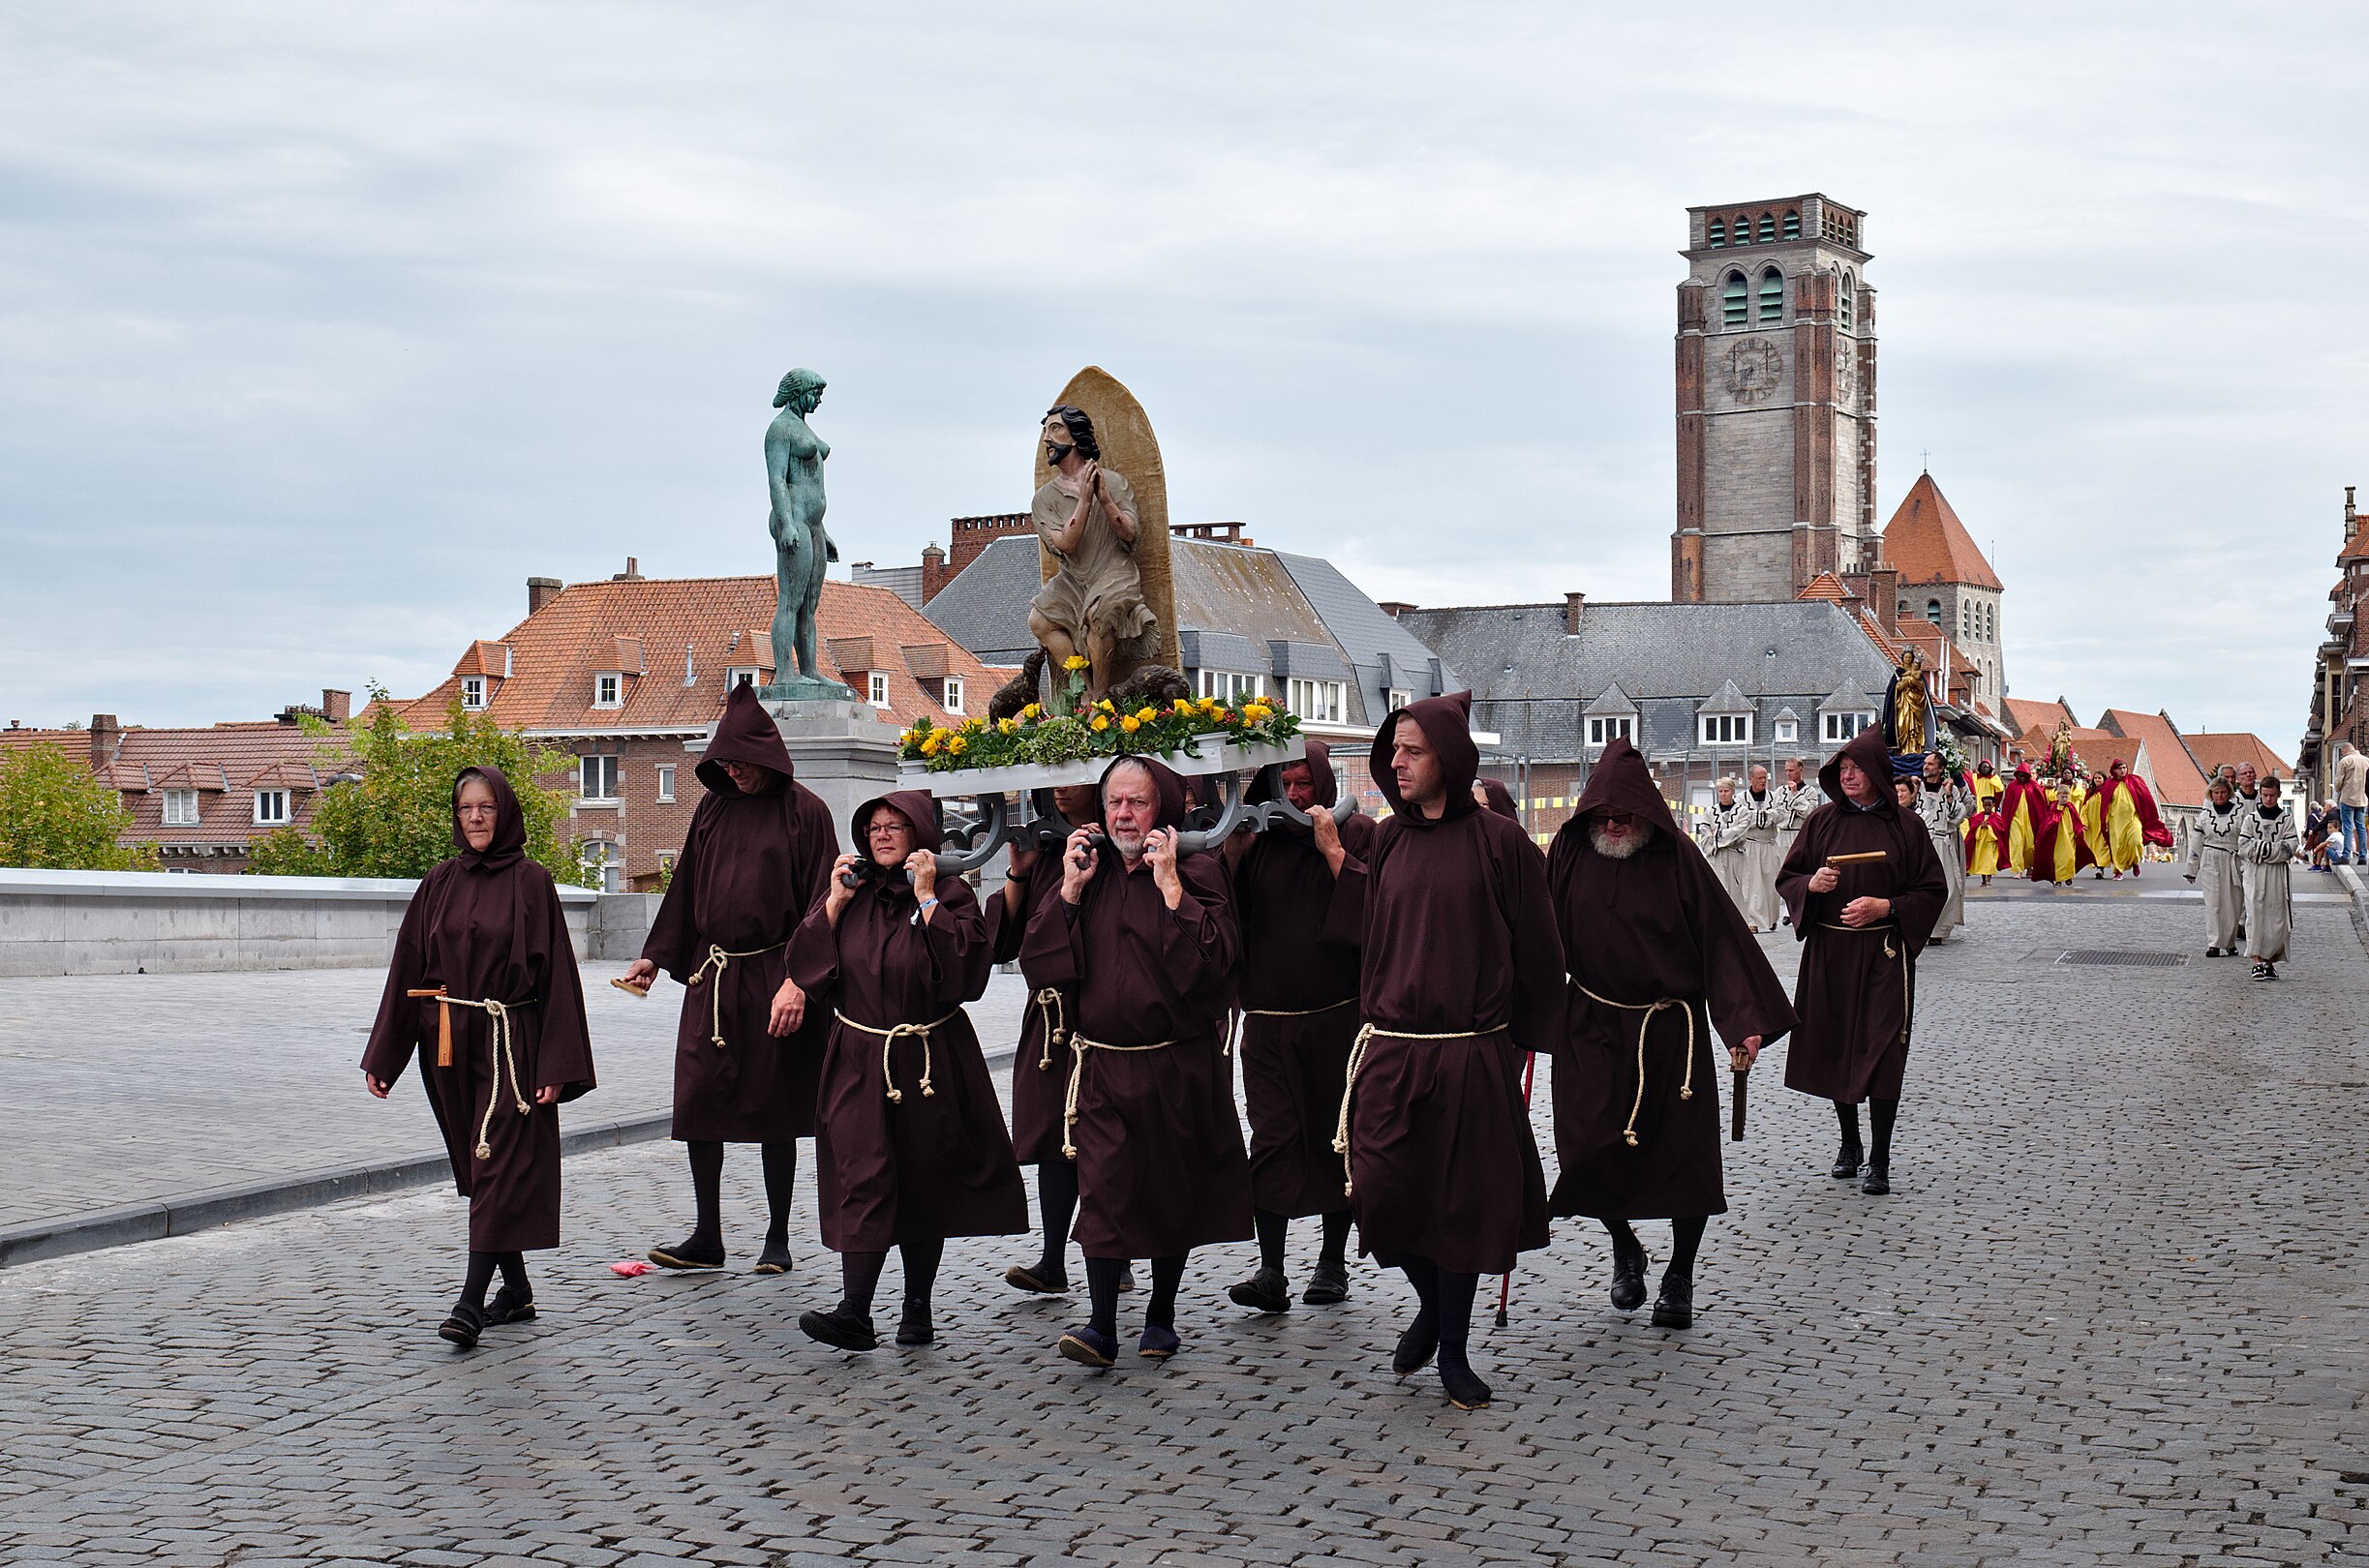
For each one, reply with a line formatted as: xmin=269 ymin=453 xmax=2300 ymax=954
xmin=1999 ymin=765 xmax=2048 ymax=873
xmin=2094 ymin=758 xmax=2171 ymax=878
xmin=1964 ymin=804 xmax=2005 ymax=884
xmin=1970 ymin=760 xmax=2004 ymax=815
xmin=2076 ymin=776 xmax=2110 ymax=879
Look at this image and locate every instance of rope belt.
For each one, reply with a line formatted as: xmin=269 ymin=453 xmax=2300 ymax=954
xmin=1030 ymin=986 xmax=1068 ymax=1070
xmin=1573 ymin=982 xmax=1696 ymax=1147
xmin=1331 ymin=1022 xmax=1509 ymax=1198
xmin=1061 ymin=1030 xmax=1180 ymax=1160
xmin=1241 ymin=997 xmax=1357 ymax=1018
xmin=686 ymin=941 xmax=787 ymax=1049
xmin=834 ymin=1008 xmax=963 ymax=1103
xmin=422 ymin=994 xmax=539 ymax=1161
xmin=1816 ymin=920 xmax=1914 ymax=1042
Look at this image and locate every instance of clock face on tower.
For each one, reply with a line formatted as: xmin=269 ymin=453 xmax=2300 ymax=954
xmin=1721 ymin=337 xmax=1783 ymax=404
xmin=1833 ymin=337 xmax=1856 ymax=403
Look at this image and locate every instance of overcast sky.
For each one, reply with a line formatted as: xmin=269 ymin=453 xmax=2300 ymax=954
xmin=5 ymin=4 xmax=2362 ymax=745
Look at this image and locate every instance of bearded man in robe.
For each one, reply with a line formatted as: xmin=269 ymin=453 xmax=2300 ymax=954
xmin=1546 ymin=739 xmax=1794 ymax=1330
xmin=1776 ymin=727 xmax=1948 ymax=1198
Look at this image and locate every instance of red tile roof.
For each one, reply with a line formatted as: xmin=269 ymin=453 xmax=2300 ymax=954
xmin=0 ymin=727 xmax=84 ymax=759
xmin=1881 ymin=474 xmax=2003 ymax=590
xmin=2002 ymin=696 xmax=2076 ymax=739
xmin=2182 ymin=733 xmax=2293 ymax=782
xmin=1795 ymin=571 xmax=1852 ymax=603
xmin=2342 ymin=518 xmax=2369 ymax=564
xmin=2095 ymin=709 xmax=2210 ymax=809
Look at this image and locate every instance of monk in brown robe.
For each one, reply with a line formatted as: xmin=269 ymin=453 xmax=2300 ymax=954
xmin=1219 ymin=740 xmax=1374 ymax=1313
xmin=1547 ymin=739 xmax=1795 ymax=1329
xmin=1022 ymin=756 xmax=1250 ymax=1368
xmin=623 ymin=683 xmax=837 ymax=1273
xmin=786 ymin=791 xmax=1028 ymax=1350
xmin=1777 ymin=725 xmax=1948 ymax=1197
xmin=1325 ymin=692 xmax=1562 ymax=1410
xmin=987 ymin=783 xmax=1109 ymax=1297
xmin=363 ymin=767 xmax=595 ymax=1348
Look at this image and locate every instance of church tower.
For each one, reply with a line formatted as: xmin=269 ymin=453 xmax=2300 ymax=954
xmin=1672 ymin=195 xmax=1878 ymax=602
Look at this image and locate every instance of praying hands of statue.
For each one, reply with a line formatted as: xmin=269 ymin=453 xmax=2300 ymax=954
xmin=1059 ymin=825 xmax=1103 ymax=905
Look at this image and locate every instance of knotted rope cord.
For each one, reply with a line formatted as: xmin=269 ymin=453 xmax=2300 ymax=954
xmin=1240 ymin=997 xmax=1357 ymax=1018
xmin=1031 ymin=986 xmax=1068 ymax=1070
xmin=1061 ymin=1031 xmax=1179 ymax=1160
xmin=1817 ymin=920 xmax=1913 ymax=1042
xmin=686 ymin=941 xmax=787 ymax=1049
xmin=1572 ymin=982 xmax=1695 ymax=1147
xmin=434 ymin=995 xmax=538 ymax=1161
xmin=1330 ymin=1022 xmax=1508 ymax=1197
xmin=834 ymin=1008 xmax=963 ymax=1103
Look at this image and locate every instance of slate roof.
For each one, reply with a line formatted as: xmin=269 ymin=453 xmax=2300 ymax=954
xmin=1881 ymin=473 xmax=2003 ymax=590
xmin=1392 ymin=598 xmax=1900 ymax=763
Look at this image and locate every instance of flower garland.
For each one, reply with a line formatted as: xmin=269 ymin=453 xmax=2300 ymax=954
xmin=899 ymin=656 xmax=1300 ymax=773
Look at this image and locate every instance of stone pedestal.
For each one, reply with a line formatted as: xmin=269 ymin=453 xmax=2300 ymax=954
xmin=761 ymin=699 xmax=903 ymax=851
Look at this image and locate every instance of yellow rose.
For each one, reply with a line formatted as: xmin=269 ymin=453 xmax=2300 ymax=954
xmin=1171 ymin=699 xmax=1194 ymax=715
xmin=998 ymin=717 xmax=1019 ymax=735
xmin=1021 ymin=703 xmax=1041 ymax=720
xmin=1134 ymin=706 xmax=1157 ymax=723
xmin=1120 ymin=715 xmax=1140 ymax=733
xmin=962 ymin=717 xmax=984 ymax=733
xmin=1090 ymin=714 xmax=1110 ymax=732
xmin=1064 ymin=655 xmax=1090 ymax=672
xmin=1097 ymin=699 xmax=1115 ymax=713
xmin=920 ymin=734 xmax=941 ymax=756
xmin=946 ymin=735 xmax=967 ymax=755
xmin=1199 ymin=697 xmax=1222 ymax=715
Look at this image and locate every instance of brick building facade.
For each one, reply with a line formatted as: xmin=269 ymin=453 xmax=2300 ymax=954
xmin=2299 ymin=486 xmax=2369 ymax=803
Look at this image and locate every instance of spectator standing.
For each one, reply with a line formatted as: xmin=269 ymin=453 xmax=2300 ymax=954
xmin=2334 ymin=741 xmax=2369 ymax=865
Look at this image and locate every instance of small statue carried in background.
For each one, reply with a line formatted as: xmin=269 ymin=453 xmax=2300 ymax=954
xmin=1027 ymin=406 xmax=1159 ymax=705
xmin=1884 ymin=647 xmax=1932 ymax=757
xmin=763 ymin=368 xmax=851 ymax=701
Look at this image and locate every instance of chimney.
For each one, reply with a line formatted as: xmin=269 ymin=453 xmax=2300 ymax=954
xmin=613 ymin=557 xmax=643 ymax=582
xmin=1378 ymin=601 xmax=1415 ymax=620
xmin=920 ymin=543 xmax=949 ymax=605
xmin=320 ymin=688 xmax=351 ymax=723
xmin=89 ymin=713 xmax=119 ymax=770
xmin=1867 ymin=563 xmax=1899 ymax=637
xmin=527 ymin=576 xmax=562 ymax=615
xmin=1564 ymin=591 xmax=1586 ymax=635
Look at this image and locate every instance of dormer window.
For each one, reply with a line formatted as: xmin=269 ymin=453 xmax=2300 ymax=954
xmin=1775 ymin=716 xmax=1800 ymax=745
xmin=1700 ymin=713 xmax=1752 ymax=746
xmin=868 ymin=672 xmax=891 ymax=708
xmin=254 ymin=789 xmax=289 ymax=826
xmin=461 ymin=676 xmax=487 ymax=710
xmin=593 ymin=673 xmax=623 ymax=709
xmin=941 ymin=678 xmax=964 ymax=715
xmin=726 ymin=667 xmax=763 ymax=691
xmin=1586 ymin=715 xmax=1634 ymax=749
xmin=163 ymin=789 xmax=199 ymax=827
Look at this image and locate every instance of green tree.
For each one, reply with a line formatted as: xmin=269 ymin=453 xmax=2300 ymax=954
xmin=0 ymin=742 xmax=158 ymax=870
xmin=248 ymin=686 xmax=592 ymax=885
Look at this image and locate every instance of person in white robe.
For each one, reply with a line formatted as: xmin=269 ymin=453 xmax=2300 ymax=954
xmin=2183 ymin=779 xmax=2245 ymax=957
xmin=1734 ymin=764 xmax=1783 ymax=931
xmin=2242 ymin=777 xmax=2298 ymax=980
xmin=1704 ymin=777 xmax=1761 ymax=928
xmin=1772 ymin=757 xmax=1820 ymax=926
xmin=1912 ymin=753 xmax=1969 ymax=941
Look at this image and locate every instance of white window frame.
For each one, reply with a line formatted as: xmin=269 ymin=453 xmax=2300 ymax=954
xmin=578 ymin=840 xmax=622 ymax=893
xmin=868 ymin=671 xmax=891 ymax=708
xmin=654 ymin=764 xmax=676 ymax=803
xmin=592 ymin=672 xmax=623 ymax=709
xmin=1287 ymin=678 xmax=1345 ymax=724
xmin=1698 ymin=712 xmax=1753 ymax=746
xmin=460 ymin=676 xmax=486 ymax=710
xmin=580 ymin=753 xmax=620 ymax=803
xmin=1775 ymin=717 xmax=1799 ymax=745
xmin=942 ymin=678 xmax=964 ymax=715
xmin=253 ymin=789 xmax=289 ymax=826
xmin=726 ymin=667 xmax=762 ymax=691
xmin=1586 ymin=715 xmax=1635 ymax=749
xmin=1197 ymin=670 xmax=1264 ymax=702
xmin=1822 ymin=710 xmax=1874 ymax=742
xmin=162 ymin=788 xmax=199 ymax=827
xmin=1386 ymin=687 xmax=1412 ymax=712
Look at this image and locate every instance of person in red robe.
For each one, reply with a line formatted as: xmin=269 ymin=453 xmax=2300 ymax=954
xmin=1219 ymin=740 xmax=1375 ymax=1313
xmin=786 ymin=791 xmax=1027 ymax=1350
xmin=985 ymin=782 xmax=1106 ymax=1297
xmin=363 ymin=767 xmax=595 ymax=1348
xmin=1023 ymin=756 xmax=1251 ymax=1368
xmin=1546 ymin=739 xmax=1795 ymax=1329
xmin=2029 ymin=781 xmax=2092 ymax=886
xmin=1325 ymin=692 xmax=1562 ymax=1410
xmin=1997 ymin=763 xmax=2049 ymax=874
xmin=2094 ymin=757 xmax=2174 ymax=877
xmin=1776 ymin=726 xmax=1948 ymax=1197
xmin=624 ymin=682 xmax=838 ymax=1274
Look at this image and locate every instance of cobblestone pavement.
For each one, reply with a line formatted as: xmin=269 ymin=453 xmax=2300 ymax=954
xmin=0 ymin=964 xmax=1031 ymax=1231
xmin=4 ymin=900 xmax=2366 ymax=1564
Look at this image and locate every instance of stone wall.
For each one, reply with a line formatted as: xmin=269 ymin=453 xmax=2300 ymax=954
xmin=0 ymin=869 xmax=657 ymax=978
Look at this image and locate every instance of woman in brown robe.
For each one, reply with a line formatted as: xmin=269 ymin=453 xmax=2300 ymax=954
xmin=1022 ymin=755 xmax=1250 ymax=1368
xmin=786 ymin=791 xmax=1027 ymax=1351
xmin=1325 ymin=692 xmax=1563 ymax=1409
xmin=1546 ymin=739 xmax=1795 ymax=1329
xmin=1776 ymin=725 xmax=1948 ymax=1197
xmin=985 ymin=782 xmax=1103 ymax=1297
xmin=363 ymin=768 xmax=594 ymax=1348
xmin=1221 ymin=739 xmax=1374 ymax=1313
xmin=624 ymin=682 xmax=838 ymax=1274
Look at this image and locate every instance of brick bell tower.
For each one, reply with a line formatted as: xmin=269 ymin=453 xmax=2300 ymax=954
xmin=1672 ymin=194 xmax=1878 ymax=602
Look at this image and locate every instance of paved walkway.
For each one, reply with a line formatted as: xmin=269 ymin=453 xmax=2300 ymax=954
xmin=4 ymin=898 xmax=2365 ymax=1563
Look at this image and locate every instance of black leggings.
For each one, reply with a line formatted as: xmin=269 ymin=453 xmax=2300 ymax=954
xmin=1085 ymin=1253 xmax=1187 ymax=1337
xmin=1837 ymin=1099 xmax=1899 ymax=1164
xmin=836 ymin=1239 xmax=946 ymax=1317
xmin=459 ymin=1250 xmax=528 ymax=1311
xmin=687 ymin=1139 xmax=799 ymax=1241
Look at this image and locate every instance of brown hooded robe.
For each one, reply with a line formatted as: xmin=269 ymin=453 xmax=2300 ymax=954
xmin=1776 ymin=726 xmax=1949 ymax=1103
xmin=1546 ymin=739 xmax=1796 ymax=1220
xmin=787 ymin=791 xmax=1027 ymax=1251
xmin=1232 ymin=739 xmax=1377 ymax=1220
xmin=363 ymin=768 xmax=596 ymax=1251
xmin=1019 ymin=756 xmax=1252 ymax=1258
xmin=1332 ymin=693 xmax=1560 ymax=1275
xmin=986 ymin=803 xmax=1083 ymax=1166
xmin=641 ymin=683 xmax=838 ymax=1142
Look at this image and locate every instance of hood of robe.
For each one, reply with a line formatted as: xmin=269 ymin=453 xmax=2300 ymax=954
xmin=1569 ymin=738 xmax=1682 ymax=841
xmin=1477 ymin=778 xmax=1520 ymax=820
xmin=852 ymin=788 xmax=943 ymax=855
xmin=451 ymin=766 xmax=528 ymax=870
xmin=696 ymin=683 xmax=797 ymax=796
xmin=1248 ymin=737 xmax=1340 ymax=810
xmin=1821 ymin=725 xmax=1901 ymax=814
xmin=1370 ymin=691 xmax=1479 ymax=822
xmin=1099 ymin=754 xmax=1189 ymax=831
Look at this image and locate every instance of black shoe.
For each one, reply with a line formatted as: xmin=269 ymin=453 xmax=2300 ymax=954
xmin=1392 ymin=1317 xmax=1439 ymax=1376
xmin=2204 ymin=947 xmax=2221 ymax=957
xmin=752 ymin=1239 xmax=794 ymax=1276
xmin=1650 ymin=1277 xmax=1694 ymax=1330
xmin=1229 ymin=1266 xmax=1291 ymax=1314
xmin=2249 ymin=962 xmax=2271 ymax=982
xmin=798 ymin=1308 xmax=879 ymax=1352
xmin=1861 ymin=1163 xmax=1892 ymax=1196
xmin=1830 ymin=1145 xmax=1865 ymax=1180
xmin=649 ymin=1237 xmax=725 ymax=1271
xmin=895 ymin=1306 xmax=933 ymax=1346
xmin=1137 ymin=1325 xmax=1181 ymax=1360
xmin=1438 ymin=1359 xmax=1491 ymax=1410
xmin=1301 ymin=1260 xmax=1351 ymax=1306
xmin=1608 ymin=1233 xmax=1648 ymax=1313
xmin=1058 ymin=1325 xmax=1116 ymax=1368
xmin=438 ymin=1302 xmax=484 ymax=1349
xmin=1004 ymin=1263 xmax=1069 ymax=1294
xmin=482 ymin=1285 xmax=536 ymax=1326
xmin=2263 ymin=963 xmax=2280 ymax=980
